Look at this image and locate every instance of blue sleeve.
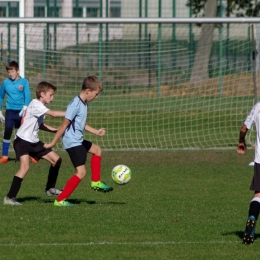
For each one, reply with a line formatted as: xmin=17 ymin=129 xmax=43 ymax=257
xmin=0 ymin=81 xmax=6 ymax=110
xmin=23 ymin=79 xmax=31 ymax=106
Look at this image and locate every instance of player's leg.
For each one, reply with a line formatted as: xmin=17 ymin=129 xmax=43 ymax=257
xmin=0 ymin=110 xmax=19 ymax=163
xmin=243 ymin=163 xmax=260 ymax=244
xmin=41 ymin=151 xmax=63 ymax=196
xmin=88 ymin=141 xmax=113 ymax=192
xmin=54 ymin=164 xmax=85 ymax=206
xmin=0 ymin=127 xmax=12 ymax=163
xmin=53 ymin=145 xmax=87 ymax=206
xmin=3 ymin=154 xmax=30 ymax=205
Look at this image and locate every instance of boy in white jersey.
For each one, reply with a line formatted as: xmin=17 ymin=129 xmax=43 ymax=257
xmin=3 ymin=82 xmax=65 ymax=205
xmin=0 ymin=61 xmax=31 ymax=163
xmin=237 ymin=102 xmax=260 ymax=244
xmin=44 ymin=75 xmax=113 ymax=207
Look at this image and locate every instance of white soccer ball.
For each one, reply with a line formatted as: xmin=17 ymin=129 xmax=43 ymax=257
xmin=111 ymin=165 xmax=132 ymax=184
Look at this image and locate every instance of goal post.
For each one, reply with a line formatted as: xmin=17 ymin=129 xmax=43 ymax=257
xmin=0 ymin=0 xmax=25 ymax=77
xmin=0 ymin=17 xmax=259 ymax=150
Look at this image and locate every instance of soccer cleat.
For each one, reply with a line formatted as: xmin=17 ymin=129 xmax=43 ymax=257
xmin=54 ymin=199 xmax=74 ymax=207
xmin=3 ymin=196 xmax=22 ymax=205
xmin=91 ymin=181 xmax=113 ymax=193
xmin=30 ymin=157 xmax=37 ymax=163
xmin=0 ymin=156 xmax=8 ymax=163
xmin=46 ymin=188 xmax=63 ymax=196
xmin=243 ymin=216 xmax=256 ymax=245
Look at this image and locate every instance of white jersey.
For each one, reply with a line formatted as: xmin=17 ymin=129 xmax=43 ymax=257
xmin=244 ymin=102 xmax=260 ymax=163
xmin=16 ymin=99 xmax=49 ymax=143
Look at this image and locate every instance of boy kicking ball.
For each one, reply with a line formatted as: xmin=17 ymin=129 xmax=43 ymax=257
xmin=44 ymin=75 xmax=113 ymax=207
xmin=3 ymin=82 xmax=65 ymax=205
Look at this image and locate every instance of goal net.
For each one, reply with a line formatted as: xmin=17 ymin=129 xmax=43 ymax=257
xmin=0 ymin=18 xmax=258 ymax=150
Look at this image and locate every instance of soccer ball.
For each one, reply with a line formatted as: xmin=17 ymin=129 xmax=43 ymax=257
xmin=111 ymin=165 xmax=132 ymax=184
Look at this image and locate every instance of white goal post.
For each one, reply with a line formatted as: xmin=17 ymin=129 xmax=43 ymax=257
xmin=0 ymin=17 xmax=260 ymax=150
xmin=0 ymin=0 xmax=25 ymax=77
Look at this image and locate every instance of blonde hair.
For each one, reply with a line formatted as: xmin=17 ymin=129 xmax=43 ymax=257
xmin=82 ymin=75 xmax=103 ymax=92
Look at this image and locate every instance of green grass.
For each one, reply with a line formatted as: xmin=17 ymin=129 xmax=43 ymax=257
xmin=0 ymin=149 xmax=260 ymax=259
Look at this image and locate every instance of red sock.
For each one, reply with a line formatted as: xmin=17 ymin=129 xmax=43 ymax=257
xmin=57 ymin=175 xmax=81 ymax=202
xmin=91 ymin=155 xmax=101 ymax=182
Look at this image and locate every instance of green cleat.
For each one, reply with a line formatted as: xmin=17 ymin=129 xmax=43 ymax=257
xmin=54 ymin=199 xmax=74 ymax=207
xmin=91 ymin=181 xmax=113 ymax=193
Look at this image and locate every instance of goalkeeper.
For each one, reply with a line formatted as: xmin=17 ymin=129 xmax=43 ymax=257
xmin=0 ymin=61 xmax=31 ymax=163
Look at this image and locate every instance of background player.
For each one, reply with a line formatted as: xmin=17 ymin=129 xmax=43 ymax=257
xmin=0 ymin=61 xmax=31 ymax=163
xmin=237 ymin=102 xmax=260 ymax=244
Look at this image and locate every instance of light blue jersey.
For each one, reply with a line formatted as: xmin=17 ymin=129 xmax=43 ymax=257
xmin=62 ymin=95 xmax=88 ymax=149
xmin=0 ymin=77 xmax=31 ymax=110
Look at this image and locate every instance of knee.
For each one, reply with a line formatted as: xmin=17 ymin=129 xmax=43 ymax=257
xmin=76 ymin=169 xmax=86 ymax=179
xmin=54 ymin=157 xmax=62 ymax=167
xmin=4 ymin=128 xmax=13 ymax=140
xmin=95 ymin=146 xmax=102 ymax=157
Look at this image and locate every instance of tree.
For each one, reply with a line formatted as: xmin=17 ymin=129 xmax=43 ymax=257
xmin=187 ymin=0 xmax=260 ymax=84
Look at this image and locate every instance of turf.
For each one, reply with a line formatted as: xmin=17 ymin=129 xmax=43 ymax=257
xmin=0 ymin=149 xmax=260 ymax=259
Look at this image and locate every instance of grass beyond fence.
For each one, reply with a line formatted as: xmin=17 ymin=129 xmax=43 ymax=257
xmin=0 ymin=149 xmax=260 ymax=259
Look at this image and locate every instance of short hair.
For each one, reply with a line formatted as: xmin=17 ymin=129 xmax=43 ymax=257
xmin=82 ymin=75 xmax=103 ymax=92
xmin=6 ymin=61 xmax=19 ymax=71
xmin=36 ymin=81 xmax=57 ymax=99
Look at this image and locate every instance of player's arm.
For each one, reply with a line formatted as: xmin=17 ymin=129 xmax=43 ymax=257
xmin=44 ymin=118 xmax=71 ymax=149
xmin=19 ymin=80 xmax=31 ymax=117
xmin=0 ymin=83 xmax=6 ymax=122
xmin=39 ymin=123 xmax=58 ymax=133
xmin=237 ymin=124 xmax=248 ymax=154
xmin=24 ymin=80 xmax=31 ymax=106
xmin=85 ymin=124 xmax=106 ymax=136
xmin=45 ymin=110 xmax=66 ymax=117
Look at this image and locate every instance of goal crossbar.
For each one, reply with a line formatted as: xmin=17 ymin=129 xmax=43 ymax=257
xmin=1 ymin=17 xmax=260 ymax=24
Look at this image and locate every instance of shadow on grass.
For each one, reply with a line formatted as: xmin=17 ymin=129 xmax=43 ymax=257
xmin=221 ymin=230 xmax=260 ymax=240
xmin=18 ymin=196 xmax=41 ymax=202
xmin=17 ymin=197 xmax=127 ymax=206
xmin=68 ymin=199 xmax=126 ymax=205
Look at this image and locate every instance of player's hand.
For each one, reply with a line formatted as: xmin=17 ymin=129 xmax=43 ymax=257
xmin=44 ymin=143 xmax=53 ymax=149
xmin=0 ymin=111 xmax=5 ymax=123
xmin=19 ymin=106 xmax=27 ymax=117
xmin=96 ymin=128 xmax=106 ymax=136
xmin=237 ymin=142 xmax=247 ymax=154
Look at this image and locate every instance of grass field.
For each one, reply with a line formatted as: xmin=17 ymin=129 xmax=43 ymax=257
xmin=1 ymin=149 xmax=260 ymax=259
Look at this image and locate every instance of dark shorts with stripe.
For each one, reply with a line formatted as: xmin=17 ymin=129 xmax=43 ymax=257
xmin=66 ymin=140 xmax=92 ymax=168
xmin=5 ymin=109 xmax=21 ymax=129
xmin=13 ymin=136 xmax=53 ymax=161
xmin=250 ymin=162 xmax=260 ymax=191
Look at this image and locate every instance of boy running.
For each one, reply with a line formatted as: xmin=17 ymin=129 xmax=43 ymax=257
xmin=0 ymin=61 xmax=31 ymax=163
xmin=3 ymin=82 xmax=65 ymax=205
xmin=44 ymin=75 xmax=113 ymax=207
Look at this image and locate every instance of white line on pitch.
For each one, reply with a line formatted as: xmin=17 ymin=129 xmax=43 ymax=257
xmin=0 ymin=241 xmax=241 ymax=246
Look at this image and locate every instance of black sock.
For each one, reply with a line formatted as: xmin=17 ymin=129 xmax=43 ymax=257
xmin=248 ymin=201 xmax=260 ymax=220
xmin=7 ymin=176 xmax=23 ymax=198
xmin=45 ymin=164 xmax=60 ymax=191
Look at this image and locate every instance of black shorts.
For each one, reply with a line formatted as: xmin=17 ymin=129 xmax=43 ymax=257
xmin=13 ymin=136 xmax=53 ymax=162
xmin=66 ymin=140 xmax=92 ymax=168
xmin=250 ymin=162 xmax=260 ymax=191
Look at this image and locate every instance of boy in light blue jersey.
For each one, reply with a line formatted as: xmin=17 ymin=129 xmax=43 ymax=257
xmin=0 ymin=61 xmax=31 ymax=163
xmin=44 ymin=75 xmax=113 ymax=206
